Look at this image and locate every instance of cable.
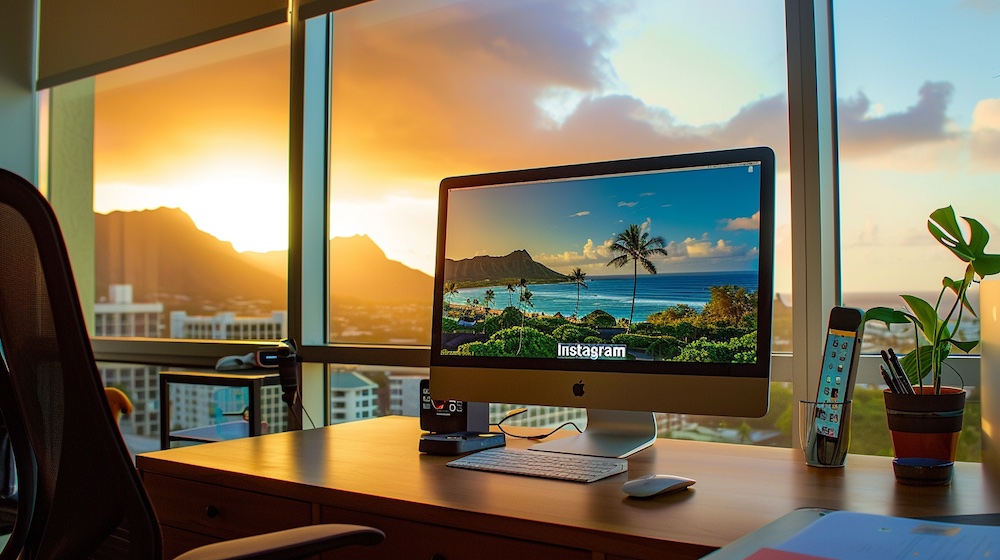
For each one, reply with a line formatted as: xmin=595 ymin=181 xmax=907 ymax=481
xmin=282 ymin=390 xmax=316 ymax=430
xmin=300 ymin=401 xmax=317 ymax=429
xmin=942 ymin=360 xmax=966 ymax=390
xmin=491 ymin=407 xmax=583 ymax=440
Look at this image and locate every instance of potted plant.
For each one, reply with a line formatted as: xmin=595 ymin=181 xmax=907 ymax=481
xmin=864 ymin=206 xmax=1000 ymax=479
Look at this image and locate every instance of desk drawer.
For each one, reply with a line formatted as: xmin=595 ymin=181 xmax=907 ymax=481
xmin=321 ymin=506 xmax=590 ymax=560
xmin=145 ymin=473 xmax=312 ymax=540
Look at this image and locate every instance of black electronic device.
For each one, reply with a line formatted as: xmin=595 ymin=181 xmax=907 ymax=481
xmin=419 ymin=379 xmax=488 ymax=434
xmin=429 ymin=146 xmax=776 ymax=459
xmin=805 ymin=306 xmax=864 ymax=467
xmin=215 ymin=343 xmax=290 ymax=371
xmin=275 ymin=339 xmax=299 ymax=407
xmin=255 ymin=346 xmax=286 ymax=367
xmin=418 ymin=431 xmax=505 ymax=455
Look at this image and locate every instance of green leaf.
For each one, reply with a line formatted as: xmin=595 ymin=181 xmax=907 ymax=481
xmin=965 ymin=217 xmax=1000 ymax=277
xmin=947 ymin=338 xmax=979 ymax=353
xmin=929 ymin=206 xmax=973 ymax=261
xmin=976 ymin=255 xmax=1000 ymax=277
xmin=900 ymin=347 xmax=931 ymax=384
xmin=900 ymin=295 xmax=939 ymax=341
xmin=862 ymin=306 xmax=910 ymax=328
xmin=942 ymin=272 xmax=977 ymax=316
xmin=942 ymin=275 xmax=963 ymax=295
xmin=900 ymin=342 xmax=951 ymax=383
xmin=967 ymin=217 xmax=990 ymax=255
xmin=927 ymin=208 xmax=1000 ymax=278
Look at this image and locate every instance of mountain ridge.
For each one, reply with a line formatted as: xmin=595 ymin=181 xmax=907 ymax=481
xmin=94 ymin=208 xmax=433 ymax=314
xmin=444 ymin=249 xmax=567 ymax=285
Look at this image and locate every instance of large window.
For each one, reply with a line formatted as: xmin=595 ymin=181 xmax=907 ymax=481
xmin=323 ymin=0 xmax=794 ymax=445
xmin=38 ymin=0 xmax=997 ymax=457
xmin=326 ymin=0 xmax=792 ymax=350
xmin=69 ymin=24 xmax=292 ymax=342
xmin=40 ymin=24 xmax=295 ymax=455
xmin=833 ymin=1 xmax=999 ymax=460
xmin=836 ymin=2 xmax=1000 ymax=357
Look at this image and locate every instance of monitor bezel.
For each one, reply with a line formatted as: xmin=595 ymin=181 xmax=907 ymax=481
xmin=429 ymin=146 xmax=775 ymax=418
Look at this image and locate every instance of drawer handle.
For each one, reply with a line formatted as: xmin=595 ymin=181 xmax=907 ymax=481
xmin=205 ymin=505 xmax=220 ymax=519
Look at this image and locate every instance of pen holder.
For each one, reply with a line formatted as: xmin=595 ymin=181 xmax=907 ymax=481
xmin=799 ymin=400 xmax=851 ymax=467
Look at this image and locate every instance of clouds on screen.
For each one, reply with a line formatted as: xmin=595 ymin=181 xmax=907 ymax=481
xmin=722 ymin=212 xmax=761 ymax=231
xmin=536 ymin=227 xmax=753 ymax=274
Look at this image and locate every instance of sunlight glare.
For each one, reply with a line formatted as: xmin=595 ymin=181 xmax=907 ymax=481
xmin=330 ymin=194 xmax=438 ymax=274
xmin=181 ymin=164 xmax=289 ymax=253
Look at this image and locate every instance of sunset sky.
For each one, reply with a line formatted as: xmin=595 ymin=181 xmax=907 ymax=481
xmin=91 ymin=0 xmax=1000 ymax=296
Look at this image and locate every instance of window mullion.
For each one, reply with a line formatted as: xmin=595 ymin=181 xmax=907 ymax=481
xmin=785 ymin=0 xmax=840 ymax=444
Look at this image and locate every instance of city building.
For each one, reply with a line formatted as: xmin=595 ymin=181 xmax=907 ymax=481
xmin=387 ymin=372 xmax=424 ymax=417
xmin=93 ymin=284 xmax=163 ymax=337
xmin=330 ymin=372 xmax=379 ymax=424
xmin=93 ymin=285 xmax=291 ymax=445
xmin=169 ymin=310 xmax=287 ymax=340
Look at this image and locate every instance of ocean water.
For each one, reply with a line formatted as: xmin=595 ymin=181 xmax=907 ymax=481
xmin=454 ymin=271 xmax=758 ymax=322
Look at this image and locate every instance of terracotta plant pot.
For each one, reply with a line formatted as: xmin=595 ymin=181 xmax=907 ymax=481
xmin=883 ymin=386 xmax=966 ymax=463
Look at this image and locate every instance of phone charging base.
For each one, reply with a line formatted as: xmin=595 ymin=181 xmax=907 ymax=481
xmin=418 ymin=432 xmax=505 ymax=455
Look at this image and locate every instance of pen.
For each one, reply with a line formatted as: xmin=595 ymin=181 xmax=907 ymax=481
xmin=887 ymin=348 xmax=914 ymax=395
xmin=881 ymin=350 xmax=908 ymax=395
xmin=880 ymin=350 xmax=896 ymax=383
xmin=880 ymin=365 xmax=900 ymax=394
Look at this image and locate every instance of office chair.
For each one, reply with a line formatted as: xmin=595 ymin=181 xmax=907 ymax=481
xmin=0 ymin=168 xmax=384 ymax=559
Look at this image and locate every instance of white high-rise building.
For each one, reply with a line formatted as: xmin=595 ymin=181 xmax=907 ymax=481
xmin=169 ymin=310 xmax=287 ymax=340
xmin=94 ymin=284 xmax=164 ymax=337
xmin=94 ymin=285 xmax=164 ymax=453
xmin=330 ymin=372 xmax=379 ymax=424
xmin=387 ymin=372 xmax=424 ymax=417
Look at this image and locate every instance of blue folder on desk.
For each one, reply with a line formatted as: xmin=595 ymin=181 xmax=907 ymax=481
xmin=705 ymin=509 xmax=1000 ymax=560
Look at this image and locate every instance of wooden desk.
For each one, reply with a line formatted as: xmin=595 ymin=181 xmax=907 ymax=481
xmin=137 ymin=416 xmax=1000 ymax=560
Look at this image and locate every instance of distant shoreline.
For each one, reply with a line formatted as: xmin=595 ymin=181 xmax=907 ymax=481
xmin=450 ymin=271 xmax=757 ymax=324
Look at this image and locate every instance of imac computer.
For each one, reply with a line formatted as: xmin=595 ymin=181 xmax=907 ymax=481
xmin=429 ymin=146 xmax=775 ymax=458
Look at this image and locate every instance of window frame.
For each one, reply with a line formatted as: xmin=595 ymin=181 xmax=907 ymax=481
xmin=85 ymin=0 xmax=982 ymax=436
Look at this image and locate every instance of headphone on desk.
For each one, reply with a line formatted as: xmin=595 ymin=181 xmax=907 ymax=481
xmin=215 ymin=339 xmax=299 ymax=407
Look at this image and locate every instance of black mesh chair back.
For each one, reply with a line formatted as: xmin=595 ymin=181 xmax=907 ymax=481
xmin=0 ymin=168 xmax=161 ymax=558
xmin=0 ymin=169 xmax=386 ymax=560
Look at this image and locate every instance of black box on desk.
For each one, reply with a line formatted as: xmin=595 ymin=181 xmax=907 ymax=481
xmin=420 ymin=378 xmax=489 ymax=434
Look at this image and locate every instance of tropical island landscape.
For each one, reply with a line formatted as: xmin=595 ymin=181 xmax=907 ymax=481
xmin=439 ymin=223 xmax=761 ymax=364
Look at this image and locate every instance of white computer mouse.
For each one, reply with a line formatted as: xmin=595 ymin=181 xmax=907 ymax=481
xmin=621 ymin=474 xmax=696 ymax=498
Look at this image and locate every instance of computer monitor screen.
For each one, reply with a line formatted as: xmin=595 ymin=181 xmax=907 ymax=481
xmin=430 ymin=146 xmax=775 ymax=457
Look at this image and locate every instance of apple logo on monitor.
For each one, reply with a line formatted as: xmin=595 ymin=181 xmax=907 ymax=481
xmin=573 ymin=380 xmax=585 ymax=397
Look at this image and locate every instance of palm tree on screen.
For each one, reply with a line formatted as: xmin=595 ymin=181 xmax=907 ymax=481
xmin=515 ymin=278 xmax=528 ymax=317
xmin=483 ymin=289 xmax=495 ymax=312
xmin=606 ymin=223 xmax=668 ymax=333
xmin=506 ymin=283 xmax=516 ymax=307
xmin=568 ymin=267 xmax=588 ymax=318
xmin=443 ymin=282 xmax=459 ymax=306
xmin=517 ymin=288 xmax=534 ymax=355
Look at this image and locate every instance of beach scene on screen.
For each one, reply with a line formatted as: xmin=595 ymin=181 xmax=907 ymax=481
xmin=439 ymin=163 xmax=765 ymax=363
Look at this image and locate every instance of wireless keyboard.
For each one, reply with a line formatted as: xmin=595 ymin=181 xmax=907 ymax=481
xmin=446 ymin=446 xmax=628 ymax=483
